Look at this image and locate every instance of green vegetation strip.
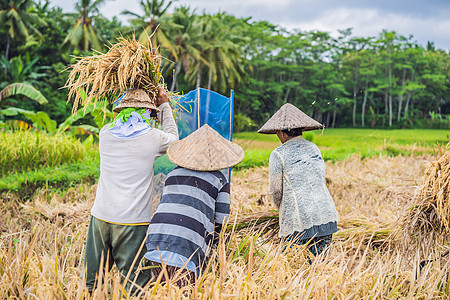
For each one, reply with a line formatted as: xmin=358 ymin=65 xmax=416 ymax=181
xmin=0 ymin=158 xmax=100 ymax=198
xmin=0 ymin=131 xmax=95 ymax=175
xmin=234 ymin=129 xmax=450 ymax=168
xmin=1 ymin=129 xmax=448 ymax=196
xmin=235 ymin=129 xmax=450 ymax=147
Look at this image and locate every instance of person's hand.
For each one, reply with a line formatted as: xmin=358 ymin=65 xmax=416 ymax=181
xmin=156 ymin=86 xmax=169 ymax=106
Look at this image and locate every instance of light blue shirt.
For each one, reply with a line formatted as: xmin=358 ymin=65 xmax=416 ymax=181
xmin=108 ymin=110 xmax=152 ymax=138
xmin=144 ymin=250 xmax=198 ymax=275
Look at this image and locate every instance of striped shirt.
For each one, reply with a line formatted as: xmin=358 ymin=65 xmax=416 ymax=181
xmin=145 ymin=167 xmax=230 ymax=270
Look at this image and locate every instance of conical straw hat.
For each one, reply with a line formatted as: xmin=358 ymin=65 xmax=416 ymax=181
xmin=167 ymin=124 xmax=245 ymax=171
xmin=113 ymin=89 xmax=160 ymax=113
xmin=258 ymin=103 xmax=324 ymax=134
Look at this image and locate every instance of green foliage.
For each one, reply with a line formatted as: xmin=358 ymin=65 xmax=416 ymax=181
xmin=154 ymin=155 xmax=176 ymax=174
xmin=38 ymin=63 xmax=74 ymax=124
xmin=0 ymin=130 xmax=95 ymax=175
xmin=57 ymin=101 xmax=113 ymax=134
xmin=0 ymin=0 xmax=447 ymax=171
xmin=234 ymin=112 xmax=256 ymax=133
xmin=303 ymin=132 xmax=314 ymax=142
xmin=1 ymin=107 xmax=55 ymax=132
xmin=234 ymin=149 xmax=271 ymax=170
xmin=0 ymin=0 xmax=47 ymax=58
xmin=234 ymin=132 xmax=280 ymax=143
xmin=0 ymin=83 xmax=48 ymax=105
xmin=62 ymin=0 xmax=106 ymax=51
xmin=0 ymin=53 xmax=50 ymax=85
xmin=313 ymin=129 xmax=449 ymax=148
xmin=0 ymin=158 xmax=99 ymax=197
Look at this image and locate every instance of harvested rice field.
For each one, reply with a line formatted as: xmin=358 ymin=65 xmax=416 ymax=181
xmin=2 ymin=151 xmax=450 ymax=299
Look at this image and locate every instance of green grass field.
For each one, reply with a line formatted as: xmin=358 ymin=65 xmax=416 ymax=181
xmin=235 ymin=128 xmax=450 ymax=147
xmin=1 ymin=129 xmax=449 ymax=194
xmin=234 ymin=129 xmax=450 ymax=168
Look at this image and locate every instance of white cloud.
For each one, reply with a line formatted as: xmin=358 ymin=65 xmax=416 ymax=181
xmin=280 ymin=7 xmax=450 ymax=49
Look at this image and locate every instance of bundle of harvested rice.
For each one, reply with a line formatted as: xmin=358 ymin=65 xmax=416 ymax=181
xmin=228 ymin=210 xmax=278 ymax=233
xmin=64 ymin=35 xmax=163 ymax=113
xmin=400 ymin=143 xmax=450 ymax=240
xmin=229 ymin=210 xmax=393 ymax=246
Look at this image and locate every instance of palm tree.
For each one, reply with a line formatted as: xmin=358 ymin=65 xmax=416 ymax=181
xmin=121 ymin=0 xmax=175 ymax=49
xmin=163 ymin=6 xmax=201 ymax=91
xmin=62 ymin=0 xmax=105 ymax=52
xmin=0 ymin=0 xmax=47 ymax=59
xmin=186 ymin=13 xmax=247 ymax=92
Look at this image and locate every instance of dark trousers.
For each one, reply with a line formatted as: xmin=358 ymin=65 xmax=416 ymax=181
xmin=83 ymin=216 xmax=152 ymax=292
xmin=149 ymin=261 xmax=196 ymax=288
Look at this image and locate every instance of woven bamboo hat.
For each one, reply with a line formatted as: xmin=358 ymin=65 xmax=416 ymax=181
xmin=167 ymin=124 xmax=245 ymax=171
xmin=113 ymin=89 xmax=160 ymax=113
xmin=258 ymin=103 xmax=324 ymax=134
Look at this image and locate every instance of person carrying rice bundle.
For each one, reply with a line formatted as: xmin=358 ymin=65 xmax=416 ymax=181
xmin=258 ymin=103 xmax=339 ymax=259
xmin=64 ymin=36 xmax=179 ymax=293
xmin=143 ymin=124 xmax=244 ymax=287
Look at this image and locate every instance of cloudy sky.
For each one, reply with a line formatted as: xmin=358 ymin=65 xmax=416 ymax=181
xmin=50 ymin=0 xmax=450 ymax=50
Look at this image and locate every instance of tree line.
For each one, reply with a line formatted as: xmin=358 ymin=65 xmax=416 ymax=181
xmin=0 ymin=0 xmax=449 ymax=131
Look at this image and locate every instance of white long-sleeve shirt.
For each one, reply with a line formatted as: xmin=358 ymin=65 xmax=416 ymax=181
xmin=269 ymin=136 xmax=339 ymax=238
xmin=91 ymin=102 xmax=178 ymax=224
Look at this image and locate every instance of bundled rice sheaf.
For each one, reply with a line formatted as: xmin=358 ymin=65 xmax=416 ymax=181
xmin=64 ymin=35 xmax=163 ymax=113
xmin=401 ymin=143 xmax=450 ymax=240
xmin=229 ymin=210 xmax=393 ymax=245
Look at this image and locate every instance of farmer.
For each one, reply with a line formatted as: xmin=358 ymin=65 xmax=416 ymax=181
xmin=83 ymin=87 xmax=179 ymax=292
xmin=143 ymin=124 xmax=244 ymax=287
xmin=258 ymin=103 xmax=339 ymax=258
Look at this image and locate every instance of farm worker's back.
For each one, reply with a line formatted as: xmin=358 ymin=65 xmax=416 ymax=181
xmin=84 ymin=88 xmax=179 ymax=292
xmin=144 ymin=124 xmax=244 ymax=287
xmin=258 ymin=103 xmax=339 ymax=258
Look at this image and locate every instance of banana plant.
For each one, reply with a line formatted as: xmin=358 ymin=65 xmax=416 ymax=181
xmin=57 ymin=101 xmax=113 ymax=134
xmin=0 ymin=82 xmax=48 ymax=106
xmin=0 ymin=107 xmax=56 ymax=133
xmin=0 ymin=101 xmax=113 ymax=135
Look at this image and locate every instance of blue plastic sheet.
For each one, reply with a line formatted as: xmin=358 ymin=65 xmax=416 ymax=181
xmin=154 ymin=88 xmax=234 ymax=176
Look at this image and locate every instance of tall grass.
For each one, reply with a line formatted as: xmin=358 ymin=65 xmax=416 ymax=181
xmin=1 ymin=155 xmax=449 ymax=298
xmin=0 ymin=131 xmax=96 ymax=175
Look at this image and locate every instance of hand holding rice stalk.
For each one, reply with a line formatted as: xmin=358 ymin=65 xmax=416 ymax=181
xmin=64 ymin=34 xmax=167 ymax=115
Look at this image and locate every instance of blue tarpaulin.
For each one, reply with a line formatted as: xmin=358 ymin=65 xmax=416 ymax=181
xmin=154 ymin=88 xmax=234 ymax=176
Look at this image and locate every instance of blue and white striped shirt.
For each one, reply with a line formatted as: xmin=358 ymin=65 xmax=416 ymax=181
xmin=144 ymin=167 xmax=230 ymax=272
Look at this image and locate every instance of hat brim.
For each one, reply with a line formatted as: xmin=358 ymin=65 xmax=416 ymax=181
xmin=166 ymin=125 xmax=245 ymax=171
xmin=258 ymin=103 xmax=324 ymax=134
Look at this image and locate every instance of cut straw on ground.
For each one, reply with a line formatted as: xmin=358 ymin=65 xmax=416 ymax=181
xmin=2 ymin=153 xmax=450 ymax=298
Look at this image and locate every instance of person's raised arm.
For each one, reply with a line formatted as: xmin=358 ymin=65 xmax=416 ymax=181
xmin=156 ymin=87 xmax=179 ymax=155
xmin=269 ymin=150 xmax=283 ymax=208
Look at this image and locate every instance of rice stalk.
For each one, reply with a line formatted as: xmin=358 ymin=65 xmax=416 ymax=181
xmin=3 ymin=155 xmax=450 ymax=298
xmin=64 ymin=34 xmax=164 ymax=114
xmin=0 ymin=131 xmax=91 ymax=175
xmin=398 ymin=143 xmax=450 ymax=245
